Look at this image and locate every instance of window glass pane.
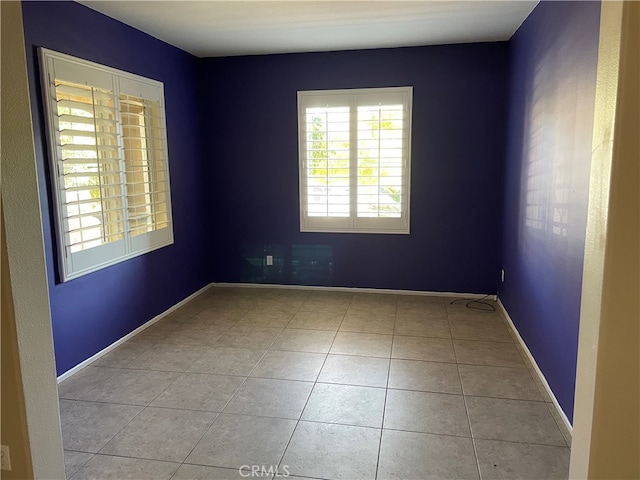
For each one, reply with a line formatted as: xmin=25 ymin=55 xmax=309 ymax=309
xmin=305 ymin=106 xmax=350 ymax=217
xmin=357 ymin=104 xmax=404 ymax=218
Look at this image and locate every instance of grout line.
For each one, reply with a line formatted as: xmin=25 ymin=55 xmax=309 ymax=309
xmin=178 ymin=325 xmax=275 ymax=469
xmin=374 ymin=295 xmax=397 ymax=480
xmin=272 ymin=297 xmax=344 ymax=473
xmin=461 ymin=387 xmax=483 ymax=480
xmin=62 ymin=287 xmax=572 ymax=479
xmin=62 ymin=384 xmax=551 ymax=410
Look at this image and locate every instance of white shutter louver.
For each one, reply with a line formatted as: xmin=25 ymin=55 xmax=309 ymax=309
xmin=120 ymin=94 xmax=170 ymax=237
xmin=55 ymin=80 xmax=124 ymax=252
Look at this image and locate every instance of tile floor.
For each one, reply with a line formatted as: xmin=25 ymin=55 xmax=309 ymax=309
xmin=59 ymin=287 xmax=572 ymax=480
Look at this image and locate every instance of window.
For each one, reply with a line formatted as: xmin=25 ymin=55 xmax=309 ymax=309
xmin=39 ymin=49 xmax=173 ymax=281
xmin=298 ymin=87 xmax=412 ymax=234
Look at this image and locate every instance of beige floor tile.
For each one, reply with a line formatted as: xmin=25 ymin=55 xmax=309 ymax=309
xmin=172 ymin=302 xmax=206 ymax=318
xmin=93 ymin=341 xmax=153 ymax=369
xmin=449 ymin=316 xmax=513 ymax=343
xmin=59 ymin=287 xmax=575 ymax=480
xmin=317 ymin=354 xmax=390 ymax=387
xmin=447 ymin=303 xmax=502 ymax=321
xmin=100 ymin=407 xmax=216 ymax=462
xmin=394 ymin=316 xmax=451 ymax=338
xmin=180 ymin=323 xmax=235 ymax=335
xmin=58 ymin=366 xmax=117 ymax=400
xmin=223 ymin=378 xmax=313 ymax=419
xmin=339 ymin=313 xmax=395 ymax=334
xmin=158 ymin=324 xmax=225 ymax=346
xmin=270 ymin=328 xmax=336 ymax=353
xmin=475 ymin=439 xmax=570 ymax=480
xmin=172 ymin=464 xmax=257 ymax=480
xmin=238 ymin=310 xmax=294 ymax=328
xmin=160 ymin=309 xmax=195 ymax=324
xmin=377 ymin=430 xmax=479 ymax=480
xmin=186 ymin=414 xmax=296 ymax=470
xmin=454 ymin=339 xmax=525 ymax=367
xmin=150 ymin=373 xmax=244 ymax=411
xmin=458 ymin=364 xmax=542 ymax=400
xmin=215 ymin=326 xmax=282 ymax=349
xmin=392 ymin=335 xmax=456 ymax=362
xmin=297 ymin=302 xmax=349 ymax=315
xmin=299 ymin=293 xmax=351 ymax=314
xmin=252 ymin=299 xmax=303 ymax=314
xmin=269 ymin=289 xmax=309 ymax=301
xmin=59 ymin=400 xmax=142 ymax=453
xmin=69 ymin=454 xmax=178 ymax=480
xmin=388 ymin=359 xmax=462 ymax=394
xmin=466 ymin=396 xmax=566 ymax=446
xmin=281 ymin=421 xmax=381 ymax=480
xmin=384 ymin=389 xmax=470 ymax=436
xmin=190 ymin=309 xmax=246 ymax=324
xmin=346 ymin=303 xmax=396 ymax=316
xmin=396 ymin=295 xmax=446 ymax=307
xmin=534 ymin=375 xmax=555 ymax=404
xmin=79 ymin=369 xmax=178 ymax=405
xmin=64 ymin=451 xmax=94 ymax=479
xmin=129 ymin=344 xmax=209 ymax=372
xmin=305 ymin=290 xmax=353 ymax=302
xmin=301 ymin=383 xmax=386 ymax=428
xmin=350 ymin=292 xmax=397 ymax=306
xmin=288 ymin=311 xmax=344 ymax=331
xmin=189 ymin=347 xmax=265 ymax=376
xmin=547 ymin=402 xmax=572 ymax=447
xmin=396 ymin=303 xmax=447 ymax=319
xmin=250 ymin=350 xmax=325 ymax=381
xmin=330 ymin=332 xmax=393 ymax=357
xmin=132 ymin=322 xmax=181 ymax=344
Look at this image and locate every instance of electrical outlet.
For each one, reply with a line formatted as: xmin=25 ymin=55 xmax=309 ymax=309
xmin=501 ymin=269 xmax=505 ymax=282
xmin=1 ymin=445 xmax=11 ymax=471
xmin=266 ymin=255 xmax=273 ymax=266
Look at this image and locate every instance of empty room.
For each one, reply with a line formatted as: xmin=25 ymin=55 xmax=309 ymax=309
xmin=2 ymin=0 xmax=638 ymax=479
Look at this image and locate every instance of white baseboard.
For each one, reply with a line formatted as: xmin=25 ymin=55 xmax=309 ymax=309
xmin=497 ymin=298 xmax=573 ymax=434
xmin=56 ymin=283 xmax=213 ymax=383
xmin=211 ymin=282 xmax=492 ymax=299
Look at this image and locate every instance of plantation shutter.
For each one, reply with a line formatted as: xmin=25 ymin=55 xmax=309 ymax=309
xmin=40 ymin=49 xmax=174 ymax=281
xmin=45 ymin=55 xmax=128 ymax=275
xmin=298 ymin=87 xmax=412 ymax=234
xmin=118 ymin=77 xmax=172 ymax=252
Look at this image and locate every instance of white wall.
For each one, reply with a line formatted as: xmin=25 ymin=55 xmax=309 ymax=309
xmin=0 ymin=1 xmax=65 ymax=477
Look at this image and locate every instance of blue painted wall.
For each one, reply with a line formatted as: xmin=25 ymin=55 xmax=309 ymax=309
xmin=200 ymin=45 xmax=510 ymax=293
xmin=21 ymin=1 xmax=601 ymax=401
xmin=21 ymin=1 xmax=209 ymax=375
xmin=500 ymin=1 xmax=601 ymax=422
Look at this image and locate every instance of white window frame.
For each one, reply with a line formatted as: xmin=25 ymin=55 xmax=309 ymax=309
xmin=298 ymin=86 xmax=412 ymax=234
xmin=39 ymin=48 xmax=174 ymax=282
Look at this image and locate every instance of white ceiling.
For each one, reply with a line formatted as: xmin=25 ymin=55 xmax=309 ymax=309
xmin=79 ymin=1 xmax=538 ymax=58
